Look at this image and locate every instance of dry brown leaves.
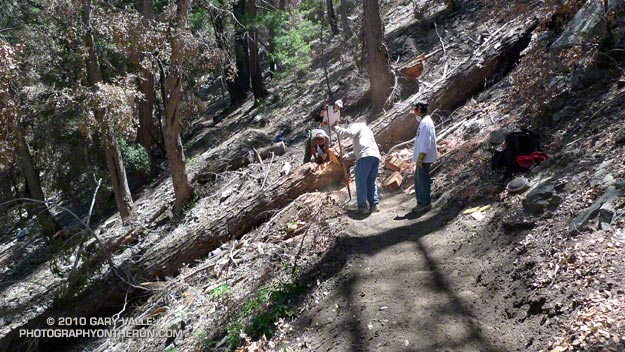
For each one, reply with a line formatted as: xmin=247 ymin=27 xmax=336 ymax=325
xmin=235 ymin=318 xmax=293 ymax=352
xmin=549 ymin=291 xmax=624 ymax=351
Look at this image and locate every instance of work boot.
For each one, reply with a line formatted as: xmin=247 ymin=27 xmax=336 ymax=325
xmin=411 ymin=204 xmax=431 ymax=213
xmin=357 ymin=207 xmax=369 ymax=214
xmin=370 ymin=204 xmax=380 ymax=213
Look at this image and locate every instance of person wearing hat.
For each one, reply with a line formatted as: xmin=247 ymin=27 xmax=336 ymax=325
xmin=412 ymin=101 xmax=437 ymax=213
xmin=303 ymin=129 xmax=331 ymax=164
xmin=320 ymin=99 xmax=343 ymax=136
xmin=333 ymin=118 xmax=381 ymax=214
xmin=302 ymin=99 xmax=343 ymax=164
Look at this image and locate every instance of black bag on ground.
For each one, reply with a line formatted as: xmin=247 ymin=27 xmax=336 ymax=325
xmin=491 ymin=129 xmax=541 ymax=175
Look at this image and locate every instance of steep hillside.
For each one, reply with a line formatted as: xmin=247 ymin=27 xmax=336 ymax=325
xmin=1 ymin=0 xmax=625 ymax=351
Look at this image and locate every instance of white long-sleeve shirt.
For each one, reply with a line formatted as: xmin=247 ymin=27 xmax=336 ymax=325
xmin=321 ymin=106 xmax=340 ymax=136
xmin=413 ymin=115 xmax=437 ymax=163
xmin=334 ymin=123 xmax=381 ymax=161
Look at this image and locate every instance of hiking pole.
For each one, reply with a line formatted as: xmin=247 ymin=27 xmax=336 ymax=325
xmin=334 ymin=130 xmax=352 ymax=200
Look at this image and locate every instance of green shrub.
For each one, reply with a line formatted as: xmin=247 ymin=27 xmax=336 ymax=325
xmin=260 ymin=11 xmax=321 ymax=79
xmin=118 ymin=139 xmax=150 ymax=173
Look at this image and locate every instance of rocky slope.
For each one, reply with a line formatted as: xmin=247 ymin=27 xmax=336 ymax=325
xmin=1 ymin=0 xmax=625 ymax=351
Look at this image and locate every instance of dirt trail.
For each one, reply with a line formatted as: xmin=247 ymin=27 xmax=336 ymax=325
xmin=282 ymin=191 xmax=522 ymax=351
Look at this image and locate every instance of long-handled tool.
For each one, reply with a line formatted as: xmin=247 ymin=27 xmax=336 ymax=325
xmin=334 ymin=130 xmax=352 ymax=200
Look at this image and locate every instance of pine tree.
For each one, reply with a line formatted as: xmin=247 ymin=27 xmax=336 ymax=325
xmin=362 ymin=0 xmax=393 ymax=111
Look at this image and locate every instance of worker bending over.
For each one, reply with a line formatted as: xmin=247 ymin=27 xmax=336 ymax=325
xmin=333 ymin=118 xmax=381 ymax=214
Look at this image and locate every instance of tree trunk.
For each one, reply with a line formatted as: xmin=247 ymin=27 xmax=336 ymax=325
xmin=247 ymin=0 xmax=269 ymax=102
xmin=14 ymin=126 xmax=60 ymax=237
xmin=82 ymin=0 xmax=134 ymax=221
xmin=164 ymin=0 xmax=194 ymax=217
xmin=136 ymin=0 xmax=157 ymax=169
xmin=196 ymin=142 xmax=287 ymax=183
xmin=326 ymin=0 xmax=339 ymax=35
xmin=363 ymin=0 xmax=393 ymax=111
xmin=0 ymin=17 xmax=539 ymax=351
xmin=339 ymin=0 xmax=351 ymax=39
xmin=210 ymin=10 xmax=239 ymax=105
xmin=230 ymin=0 xmax=251 ymax=105
xmin=100 ymin=121 xmax=134 ymax=219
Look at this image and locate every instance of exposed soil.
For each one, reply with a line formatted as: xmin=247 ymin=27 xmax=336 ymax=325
xmin=274 ymin=192 xmax=524 ymax=352
xmin=2 ymin=1 xmax=625 ymax=351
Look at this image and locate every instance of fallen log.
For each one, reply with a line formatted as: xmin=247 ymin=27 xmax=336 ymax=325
xmin=0 ymin=15 xmax=539 ymax=351
xmin=371 ymin=16 xmax=538 ymax=151
xmin=0 ymin=163 xmax=342 ymax=350
xmin=178 ymin=17 xmax=539 ymax=275
xmin=194 ymin=141 xmax=287 ymax=183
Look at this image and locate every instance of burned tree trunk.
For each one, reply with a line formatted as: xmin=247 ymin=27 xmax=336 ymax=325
xmin=339 ymin=0 xmax=351 ymax=39
xmin=327 ymin=0 xmax=339 ymax=35
xmin=163 ymin=0 xmax=194 ymax=217
xmin=135 ymin=0 xmax=157 ymax=172
xmin=230 ymin=0 xmax=251 ymax=105
xmin=14 ymin=126 xmax=60 ymax=237
xmin=363 ymin=0 xmax=393 ymax=112
xmin=247 ymin=0 xmax=269 ymax=101
xmin=210 ymin=9 xmax=239 ymax=104
xmin=82 ymin=0 xmax=134 ymax=221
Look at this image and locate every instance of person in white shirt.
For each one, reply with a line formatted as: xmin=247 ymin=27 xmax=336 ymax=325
xmin=320 ymin=99 xmax=343 ymax=136
xmin=333 ymin=118 xmax=381 ymax=214
xmin=412 ymin=101 xmax=437 ymax=213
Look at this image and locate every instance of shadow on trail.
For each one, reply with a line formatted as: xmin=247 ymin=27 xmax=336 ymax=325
xmin=289 ymin=202 xmax=502 ymax=352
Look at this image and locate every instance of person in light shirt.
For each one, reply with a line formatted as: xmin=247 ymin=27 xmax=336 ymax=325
xmin=320 ymin=99 xmax=343 ymax=136
xmin=412 ymin=101 xmax=437 ymax=213
xmin=333 ymin=118 xmax=381 ymax=214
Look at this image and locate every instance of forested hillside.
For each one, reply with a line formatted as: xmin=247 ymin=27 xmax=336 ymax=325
xmin=1 ymin=0 xmax=625 ymax=351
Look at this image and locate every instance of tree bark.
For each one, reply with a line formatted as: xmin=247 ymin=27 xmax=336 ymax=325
xmin=14 ymin=126 xmax=60 ymax=237
xmin=326 ymin=0 xmax=339 ymax=36
xmin=247 ymin=0 xmax=269 ymax=102
xmin=339 ymin=0 xmax=351 ymax=39
xmin=363 ymin=0 xmax=393 ymax=111
xmin=230 ymin=0 xmax=251 ymax=105
xmin=195 ymin=141 xmax=288 ymax=183
xmin=210 ymin=9 xmax=240 ymax=105
xmin=164 ymin=0 xmax=194 ymax=217
xmin=82 ymin=0 xmax=134 ymax=221
xmin=135 ymin=0 xmax=157 ymax=168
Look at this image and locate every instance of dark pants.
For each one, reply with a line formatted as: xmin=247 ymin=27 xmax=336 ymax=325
xmin=355 ymin=156 xmax=379 ymax=210
xmin=414 ymin=163 xmax=431 ymax=206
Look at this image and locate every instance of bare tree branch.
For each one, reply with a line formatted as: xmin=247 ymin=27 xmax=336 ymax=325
xmin=0 ymin=198 xmax=148 ymax=291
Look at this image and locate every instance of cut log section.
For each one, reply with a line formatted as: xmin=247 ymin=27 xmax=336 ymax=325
xmin=384 ymin=155 xmax=406 ymax=172
xmin=402 ymin=53 xmax=427 ymax=80
xmin=383 ymin=171 xmax=404 ymax=190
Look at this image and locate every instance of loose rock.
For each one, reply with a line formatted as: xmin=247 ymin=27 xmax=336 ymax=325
xmin=522 ymin=182 xmax=561 ymax=215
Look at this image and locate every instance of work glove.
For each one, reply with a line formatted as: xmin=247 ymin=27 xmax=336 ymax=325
xmin=417 ymin=153 xmax=425 ymax=168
